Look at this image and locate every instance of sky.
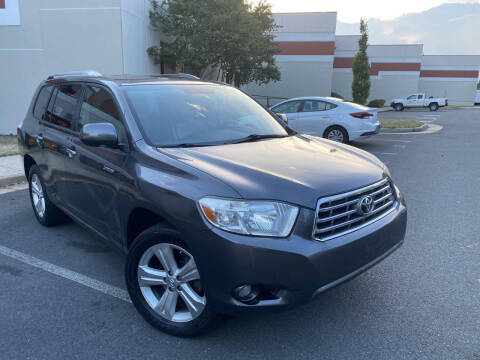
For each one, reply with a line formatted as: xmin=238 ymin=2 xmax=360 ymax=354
xmin=268 ymin=0 xmax=480 ymax=23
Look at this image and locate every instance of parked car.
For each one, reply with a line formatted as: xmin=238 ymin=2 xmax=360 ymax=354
xmin=18 ymin=72 xmax=407 ymax=337
xmin=475 ymin=90 xmax=480 ymax=105
xmin=269 ymin=97 xmax=380 ymax=144
xmin=390 ymin=93 xmax=448 ymax=111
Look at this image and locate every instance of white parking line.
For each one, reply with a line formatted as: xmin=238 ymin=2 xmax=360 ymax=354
xmin=374 ymin=139 xmax=411 ymax=143
xmin=0 ymin=244 xmax=131 ymax=303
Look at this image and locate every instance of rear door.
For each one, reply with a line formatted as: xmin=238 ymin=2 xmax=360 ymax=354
xmin=294 ymin=100 xmax=338 ymax=136
xmin=61 ymin=83 xmax=131 ymax=244
xmin=39 ymin=83 xmax=83 ymax=205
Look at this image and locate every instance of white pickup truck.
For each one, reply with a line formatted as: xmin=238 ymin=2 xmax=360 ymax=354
xmin=391 ymin=93 xmax=448 ymax=111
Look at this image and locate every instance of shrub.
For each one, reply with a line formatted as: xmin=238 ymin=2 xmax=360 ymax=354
xmin=367 ymin=99 xmax=386 ymax=108
xmin=331 ymin=92 xmax=344 ymax=99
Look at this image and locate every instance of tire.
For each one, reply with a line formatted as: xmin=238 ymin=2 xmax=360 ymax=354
xmin=125 ymin=224 xmax=217 ymax=337
xmin=28 ymin=165 xmax=68 ymax=226
xmin=429 ymin=103 xmax=439 ymax=111
xmin=324 ymin=126 xmax=349 ymax=144
xmin=394 ymin=103 xmax=404 ymax=111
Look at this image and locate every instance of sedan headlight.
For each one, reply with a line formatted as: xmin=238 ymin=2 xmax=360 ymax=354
xmin=199 ymin=197 xmax=299 ymax=237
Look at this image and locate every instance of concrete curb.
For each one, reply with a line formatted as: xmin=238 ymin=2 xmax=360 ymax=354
xmin=376 ymin=107 xmax=392 ymax=113
xmin=0 ymin=175 xmax=26 ymax=188
xmin=379 ymin=124 xmax=428 ymax=133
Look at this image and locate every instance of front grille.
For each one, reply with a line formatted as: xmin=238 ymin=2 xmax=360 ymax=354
xmin=312 ymin=178 xmax=397 ymax=241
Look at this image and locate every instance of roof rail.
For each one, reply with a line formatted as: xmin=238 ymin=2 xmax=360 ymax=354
xmin=46 ymin=70 xmax=102 ymax=80
xmin=161 ymin=73 xmax=200 ymax=80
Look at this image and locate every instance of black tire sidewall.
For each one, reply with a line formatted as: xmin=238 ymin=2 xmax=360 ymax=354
xmin=125 ymin=225 xmax=216 ymax=337
xmin=429 ymin=103 xmax=438 ymax=111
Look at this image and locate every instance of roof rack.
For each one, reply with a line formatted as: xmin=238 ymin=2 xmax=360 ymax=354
xmin=157 ymin=73 xmax=200 ymax=80
xmin=46 ymin=70 xmax=102 ymax=80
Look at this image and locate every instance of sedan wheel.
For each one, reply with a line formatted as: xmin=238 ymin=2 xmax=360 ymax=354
xmin=137 ymin=243 xmax=206 ymax=322
xmin=325 ymin=126 xmax=348 ymax=143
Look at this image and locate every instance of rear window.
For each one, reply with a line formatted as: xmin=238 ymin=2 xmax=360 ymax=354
xmin=33 ymin=86 xmax=54 ymax=120
xmin=340 ymin=101 xmax=370 ymax=110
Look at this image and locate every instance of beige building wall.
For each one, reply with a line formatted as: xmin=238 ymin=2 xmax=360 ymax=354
xmin=419 ymin=55 xmax=480 ymax=106
xmin=243 ymin=12 xmax=337 ymax=106
xmin=0 ymin=0 xmax=161 ymax=134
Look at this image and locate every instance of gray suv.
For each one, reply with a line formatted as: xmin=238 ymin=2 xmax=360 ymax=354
xmin=18 ymin=71 xmax=407 ymax=336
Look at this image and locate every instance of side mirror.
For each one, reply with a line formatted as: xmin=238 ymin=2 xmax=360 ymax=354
xmin=277 ymin=113 xmax=288 ymax=124
xmin=80 ymin=123 xmax=118 ymax=147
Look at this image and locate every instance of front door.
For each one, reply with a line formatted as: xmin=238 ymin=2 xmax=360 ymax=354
xmin=294 ymin=100 xmax=334 ymax=136
xmin=271 ymin=100 xmax=304 ymax=129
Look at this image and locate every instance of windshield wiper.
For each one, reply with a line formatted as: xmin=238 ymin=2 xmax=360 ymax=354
xmin=229 ymin=134 xmax=288 ymax=144
xmin=161 ymin=142 xmax=220 ymax=148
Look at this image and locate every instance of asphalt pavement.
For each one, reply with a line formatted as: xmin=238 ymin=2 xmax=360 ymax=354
xmin=0 ymin=108 xmax=479 ymax=360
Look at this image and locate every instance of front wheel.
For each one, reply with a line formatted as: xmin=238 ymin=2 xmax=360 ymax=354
xmin=394 ymin=103 xmax=404 ymax=111
xmin=125 ymin=225 xmax=217 ymax=337
xmin=324 ymin=126 xmax=349 ymax=144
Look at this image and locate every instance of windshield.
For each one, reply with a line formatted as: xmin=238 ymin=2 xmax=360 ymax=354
xmin=123 ymin=84 xmax=288 ymax=147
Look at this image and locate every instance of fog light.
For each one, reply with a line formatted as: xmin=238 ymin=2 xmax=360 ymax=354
xmin=233 ymin=284 xmax=258 ymax=303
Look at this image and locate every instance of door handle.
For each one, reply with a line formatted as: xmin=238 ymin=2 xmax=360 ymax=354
xmin=36 ymin=135 xmax=43 ymax=148
xmin=66 ymin=148 xmax=77 ymax=158
xmin=102 ymin=165 xmax=115 ymax=174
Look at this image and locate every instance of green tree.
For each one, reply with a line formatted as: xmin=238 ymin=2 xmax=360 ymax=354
xmin=148 ymin=0 xmax=280 ymax=87
xmin=477 ymin=80 xmax=480 ymax=89
xmin=352 ymin=18 xmax=371 ymax=104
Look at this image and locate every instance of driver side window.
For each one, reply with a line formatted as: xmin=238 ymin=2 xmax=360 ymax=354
xmin=272 ymin=100 xmax=303 ymax=114
xmin=79 ymin=85 xmax=126 ymax=141
xmin=407 ymin=95 xmax=416 ymax=100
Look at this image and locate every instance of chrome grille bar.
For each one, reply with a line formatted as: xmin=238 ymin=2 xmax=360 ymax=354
xmin=312 ymin=178 xmax=398 ymax=241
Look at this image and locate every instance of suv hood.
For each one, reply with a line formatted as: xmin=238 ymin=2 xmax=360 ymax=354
xmin=160 ymin=135 xmax=385 ymax=209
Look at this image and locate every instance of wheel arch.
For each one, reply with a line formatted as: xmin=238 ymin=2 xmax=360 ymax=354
xmin=24 ymin=154 xmax=36 ymax=178
xmin=126 ymin=207 xmax=178 ymax=249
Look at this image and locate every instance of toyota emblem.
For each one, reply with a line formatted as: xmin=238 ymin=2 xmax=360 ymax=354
xmin=356 ymin=195 xmax=374 ymax=215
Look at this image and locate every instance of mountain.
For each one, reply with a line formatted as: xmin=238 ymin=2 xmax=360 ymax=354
xmin=336 ymin=3 xmax=480 ymax=55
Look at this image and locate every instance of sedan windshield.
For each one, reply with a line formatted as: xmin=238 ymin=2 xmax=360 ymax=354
xmin=123 ymin=84 xmax=288 ymax=147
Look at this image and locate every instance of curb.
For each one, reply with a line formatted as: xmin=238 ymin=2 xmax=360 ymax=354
xmin=379 ymin=124 xmax=428 ymax=133
xmin=0 ymin=175 xmax=26 ymax=188
xmin=377 ymin=107 xmax=392 ymax=113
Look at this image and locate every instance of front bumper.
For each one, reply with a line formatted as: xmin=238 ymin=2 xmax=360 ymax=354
xmin=189 ymin=201 xmax=407 ymax=315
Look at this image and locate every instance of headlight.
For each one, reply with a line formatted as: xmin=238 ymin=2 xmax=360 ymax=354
xmin=199 ymin=197 xmax=299 ymax=237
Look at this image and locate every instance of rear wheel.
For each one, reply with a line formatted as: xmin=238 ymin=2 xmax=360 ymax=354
xmin=324 ymin=126 xmax=349 ymax=144
xmin=429 ymin=103 xmax=439 ymax=111
xmin=394 ymin=103 xmax=404 ymax=111
xmin=28 ymin=165 xmax=67 ymax=226
xmin=126 ymin=225 xmax=217 ymax=337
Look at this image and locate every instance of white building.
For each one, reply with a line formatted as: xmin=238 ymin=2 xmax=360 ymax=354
xmin=0 ymin=0 xmax=163 ymax=134
xmin=1 ymin=6 xmax=480 ymax=134
xmin=242 ymin=12 xmax=337 ymax=104
xmin=419 ymin=55 xmax=480 ymax=106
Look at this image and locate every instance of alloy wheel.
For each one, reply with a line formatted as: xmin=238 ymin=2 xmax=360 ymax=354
xmin=137 ymin=243 xmax=206 ymax=323
xmin=327 ymin=129 xmax=345 ymax=142
xmin=31 ymin=174 xmax=45 ymax=218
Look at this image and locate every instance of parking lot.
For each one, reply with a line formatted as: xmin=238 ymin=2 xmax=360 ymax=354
xmin=1 ymin=108 xmax=479 ymax=360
